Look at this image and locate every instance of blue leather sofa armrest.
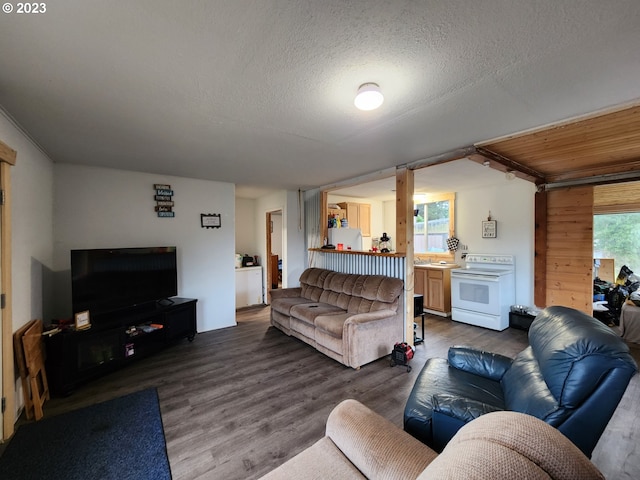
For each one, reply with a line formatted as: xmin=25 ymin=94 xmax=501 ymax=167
xmin=433 ymin=393 xmax=503 ymax=422
xmin=448 ymin=346 xmax=513 ymax=381
xmin=431 ymin=393 xmax=504 ymax=451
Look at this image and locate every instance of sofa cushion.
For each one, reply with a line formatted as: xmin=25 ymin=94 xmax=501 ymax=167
xmin=299 ymin=268 xmax=334 ymax=301
xmin=528 ymin=305 xmax=636 ymax=408
xmin=259 ymin=436 xmax=366 ymax=480
xmin=501 ymin=347 xmax=564 ymax=424
xmin=271 ymin=297 xmax=316 ymax=316
xmin=420 ymin=411 xmax=605 ymax=480
xmin=315 ymin=313 xmax=350 ymax=338
xmin=314 ymin=270 xmax=403 ymax=313
xmin=290 ymin=303 xmax=345 ymax=324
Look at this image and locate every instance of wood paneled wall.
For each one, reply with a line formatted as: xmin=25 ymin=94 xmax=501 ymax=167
xmin=544 ymin=186 xmax=594 ymax=313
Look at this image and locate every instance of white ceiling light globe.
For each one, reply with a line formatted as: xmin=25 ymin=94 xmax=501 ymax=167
xmin=354 ymin=83 xmax=384 ymax=111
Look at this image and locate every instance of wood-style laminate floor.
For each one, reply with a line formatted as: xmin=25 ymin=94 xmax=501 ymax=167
xmin=33 ymin=307 xmax=640 ymax=479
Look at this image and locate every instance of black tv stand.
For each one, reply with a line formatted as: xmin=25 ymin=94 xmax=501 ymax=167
xmin=45 ymin=297 xmax=197 ymax=396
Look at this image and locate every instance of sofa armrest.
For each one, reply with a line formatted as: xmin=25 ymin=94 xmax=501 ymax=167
xmin=448 ymin=346 xmax=513 ymax=381
xmin=269 ymin=287 xmax=302 ymax=300
xmin=430 ymin=393 xmax=504 ymax=451
xmin=345 ymin=309 xmax=397 ymax=324
xmin=432 ymin=393 xmax=503 ymax=423
xmin=326 ymin=399 xmax=437 ymax=480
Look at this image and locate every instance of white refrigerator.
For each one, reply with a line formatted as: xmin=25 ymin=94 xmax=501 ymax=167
xmin=328 ymin=228 xmax=363 ymax=250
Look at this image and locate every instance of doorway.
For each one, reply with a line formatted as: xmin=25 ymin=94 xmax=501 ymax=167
xmin=266 ymin=210 xmax=283 ymax=303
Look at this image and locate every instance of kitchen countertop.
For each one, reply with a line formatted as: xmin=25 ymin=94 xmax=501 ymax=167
xmin=414 ymin=263 xmax=460 ymax=270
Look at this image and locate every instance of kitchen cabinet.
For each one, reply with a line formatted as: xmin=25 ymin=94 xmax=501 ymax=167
xmin=236 ymin=266 xmax=263 ymax=308
xmin=414 ymin=265 xmax=456 ymax=316
xmin=337 ymin=202 xmax=371 ymax=237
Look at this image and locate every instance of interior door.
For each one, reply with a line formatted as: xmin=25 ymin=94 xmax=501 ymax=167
xmin=265 ymin=210 xmax=283 ymax=303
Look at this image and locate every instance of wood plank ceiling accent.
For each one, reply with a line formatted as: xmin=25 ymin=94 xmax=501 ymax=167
xmin=474 ymin=104 xmax=640 ymax=188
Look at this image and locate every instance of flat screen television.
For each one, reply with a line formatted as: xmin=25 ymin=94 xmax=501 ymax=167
xmin=71 ymin=246 xmax=178 ymax=318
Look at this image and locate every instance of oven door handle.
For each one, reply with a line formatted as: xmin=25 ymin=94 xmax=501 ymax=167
xmin=451 ymin=273 xmax=500 ymax=282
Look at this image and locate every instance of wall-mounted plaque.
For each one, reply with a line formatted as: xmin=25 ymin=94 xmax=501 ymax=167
xmin=201 ymin=213 xmax=221 ymax=228
xmin=482 ymin=220 xmax=497 ymax=238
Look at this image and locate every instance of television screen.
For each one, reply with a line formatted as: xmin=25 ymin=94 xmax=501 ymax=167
xmin=71 ymin=246 xmax=178 ymax=317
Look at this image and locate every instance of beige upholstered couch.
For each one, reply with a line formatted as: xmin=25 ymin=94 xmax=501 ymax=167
xmin=260 ymin=399 xmax=604 ymax=480
xmin=270 ymin=268 xmax=404 ymax=369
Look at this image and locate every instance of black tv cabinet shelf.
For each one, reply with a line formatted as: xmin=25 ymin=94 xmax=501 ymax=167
xmin=45 ymin=297 xmax=197 ymax=396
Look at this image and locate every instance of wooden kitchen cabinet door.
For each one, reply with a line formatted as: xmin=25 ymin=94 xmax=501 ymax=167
xmin=426 ymin=269 xmax=445 ymax=311
xmin=415 ymin=268 xmax=427 ymax=297
xmin=359 ymin=203 xmax=371 ymax=236
xmin=337 ymin=202 xmax=371 ymax=236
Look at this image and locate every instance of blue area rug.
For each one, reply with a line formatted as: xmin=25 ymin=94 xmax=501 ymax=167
xmin=0 ymin=388 xmax=171 ymax=480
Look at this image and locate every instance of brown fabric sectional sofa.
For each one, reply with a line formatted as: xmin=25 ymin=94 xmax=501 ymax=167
xmin=270 ymin=268 xmax=404 ymax=369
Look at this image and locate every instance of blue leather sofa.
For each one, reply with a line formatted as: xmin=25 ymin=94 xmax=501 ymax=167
xmin=404 ymin=305 xmax=637 ymax=457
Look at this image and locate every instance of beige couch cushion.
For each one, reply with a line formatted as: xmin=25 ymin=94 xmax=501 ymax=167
xmin=315 ymin=313 xmax=350 ymax=338
xmin=290 ymin=303 xmax=345 ymax=324
xmin=270 ymin=297 xmax=315 ymax=316
xmin=419 ymin=411 xmax=604 ymax=479
xmin=299 ymin=268 xmax=403 ymax=313
xmin=259 ymin=436 xmax=366 ymax=480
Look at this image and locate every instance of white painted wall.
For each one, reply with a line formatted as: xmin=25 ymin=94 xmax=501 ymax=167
xmin=0 ymin=111 xmax=55 ymax=421
xmin=455 ymin=179 xmax=537 ymax=307
xmin=0 ymin=113 xmax=55 ymax=328
xmin=383 ymin=200 xmax=396 ymax=242
xmin=53 ymin=164 xmax=236 ymax=332
xmin=256 ymin=191 xmax=305 ymax=291
xmin=235 ymin=197 xmax=257 ymax=255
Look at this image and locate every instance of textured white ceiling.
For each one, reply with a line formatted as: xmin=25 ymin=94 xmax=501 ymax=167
xmin=1 ymin=1 xmax=639 ymax=194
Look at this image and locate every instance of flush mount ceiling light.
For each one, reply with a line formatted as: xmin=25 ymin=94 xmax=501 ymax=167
xmin=354 ymin=83 xmax=384 ymax=111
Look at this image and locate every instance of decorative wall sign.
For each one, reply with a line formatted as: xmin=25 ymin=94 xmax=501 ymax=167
xmin=154 ymin=184 xmax=174 ymax=217
xmin=482 ymin=219 xmax=497 ymax=238
xmin=201 ymin=213 xmax=221 ymax=228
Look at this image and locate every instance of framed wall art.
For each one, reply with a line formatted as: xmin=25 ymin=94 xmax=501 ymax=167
xmin=201 ymin=213 xmax=221 ymax=228
xmin=482 ymin=220 xmax=497 ymax=238
xmin=74 ymin=310 xmax=91 ymax=330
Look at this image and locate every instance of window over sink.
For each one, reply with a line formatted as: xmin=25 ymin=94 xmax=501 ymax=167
xmin=414 ymin=192 xmax=455 ymax=260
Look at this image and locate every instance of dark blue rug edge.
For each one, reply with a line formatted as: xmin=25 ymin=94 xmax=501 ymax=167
xmin=0 ymin=388 xmax=171 ymax=480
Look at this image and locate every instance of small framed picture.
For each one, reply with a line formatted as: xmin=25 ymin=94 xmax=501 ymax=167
xmin=482 ymin=220 xmax=497 ymax=238
xmin=201 ymin=213 xmax=221 ymax=228
xmin=75 ymin=310 xmax=91 ymax=330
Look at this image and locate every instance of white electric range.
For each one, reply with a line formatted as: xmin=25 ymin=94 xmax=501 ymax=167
xmin=450 ymin=254 xmax=515 ymax=331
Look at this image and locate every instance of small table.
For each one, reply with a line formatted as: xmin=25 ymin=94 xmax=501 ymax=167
xmin=414 ymin=294 xmax=425 ymax=345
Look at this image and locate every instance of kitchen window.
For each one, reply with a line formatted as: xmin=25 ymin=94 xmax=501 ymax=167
xmin=414 ymin=192 xmax=455 ymax=259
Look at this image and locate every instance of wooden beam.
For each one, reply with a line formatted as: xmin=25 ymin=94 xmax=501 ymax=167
xmin=0 ymin=140 xmax=16 ymax=165
xmin=534 ymin=190 xmax=547 ymax=307
xmin=472 ymin=147 xmax=546 ymax=184
xmin=396 ymin=167 xmax=414 ymax=345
